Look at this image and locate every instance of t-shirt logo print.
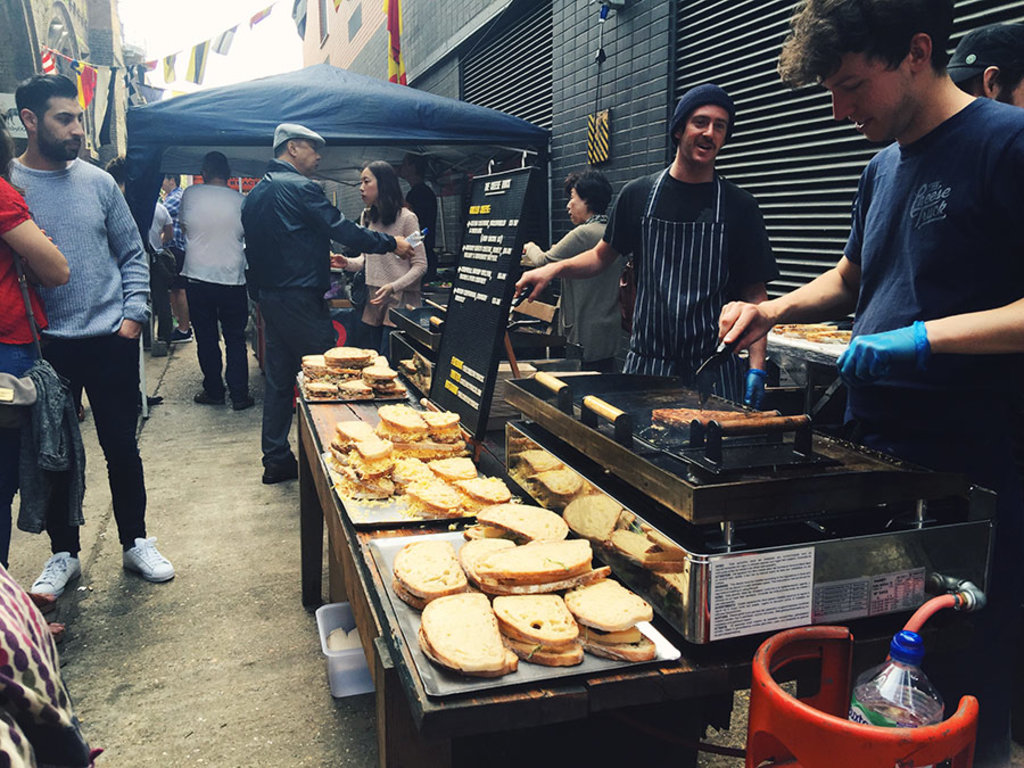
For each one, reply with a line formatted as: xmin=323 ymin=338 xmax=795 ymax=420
xmin=909 ymin=181 xmax=951 ymax=230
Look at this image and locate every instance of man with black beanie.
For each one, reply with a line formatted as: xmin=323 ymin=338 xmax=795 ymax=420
xmin=516 ymin=84 xmax=777 ymax=406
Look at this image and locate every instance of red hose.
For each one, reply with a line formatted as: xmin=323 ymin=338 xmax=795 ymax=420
xmin=903 ymin=593 xmax=958 ymax=634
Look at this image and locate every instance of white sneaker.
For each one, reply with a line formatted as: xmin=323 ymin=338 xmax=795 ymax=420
xmin=123 ymin=537 xmax=175 ymax=583
xmin=30 ymin=552 xmax=81 ymax=597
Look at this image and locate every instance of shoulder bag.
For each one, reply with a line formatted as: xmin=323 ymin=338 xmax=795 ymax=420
xmin=0 ymin=254 xmax=42 ymax=428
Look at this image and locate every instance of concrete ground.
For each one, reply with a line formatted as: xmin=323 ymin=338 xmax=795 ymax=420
xmin=7 ymin=340 xmax=1022 ymax=767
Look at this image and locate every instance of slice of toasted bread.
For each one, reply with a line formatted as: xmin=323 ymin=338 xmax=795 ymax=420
xmin=563 ymin=494 xmax=623 ymax=542
xmin=454 ymin=477 xmax=512 ymax=513
xmin=418 ymin=593 xmax=518 ymax=677
xmin=428 ymin=457 xmax=478 ymax=483
xmin=564 ymin=579 xmax=653 ymax=632
xmin=642 ymin=526 xmax=688 ymax=559
xmin=392 ymin=578 xmax=429 ymax=610
xmin=458 ymin=538 xmax=517 ymax=583
xmin=502 ymin=636 xmax=584 ymax=667
xmin=350 ymin=436 xmax=394 ymax=478
xmin=302 ymin=355 xmax=330 ymax=380
xmin=476 ymin=504 xmax=569 ymax=543
xmin=581 ymin=635 xmax=656 ymax=662
xmin=362 ymin=364 xmax=398 ymax=383
xmin=376 ymin=404 xmax=429 ymax=438
xmin=578 ymin=623 xmax=644 ymax=646
xmin=335 ymin=420 xmax=377 ymax=445
xmin=492 ymin=595 xmax=579 ymax=649
xmin=462 ymin=524 xmax=508 ymax=541
xmin=514 ymin=449 xmax=565 ymax=475
xmin=421 ymin=411 xmax=461 ymax=442
xmin=609 ymin=530 xmax=687 ymax=572
xmin=473 ymin=566 xmax=611 ymax=596
xmin=529 ymin=468 xmax=584 ymax=509
xmin=392 ymin=540 xmax=467 ymax=600
xmin=404 ymin=480 xmax=467 ymax=518
xmin=473 ymin=540 xmax=593 ymax=586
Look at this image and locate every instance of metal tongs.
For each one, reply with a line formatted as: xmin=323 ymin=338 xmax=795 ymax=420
xmin=507 ymin=289 xmax=543 ymax=332
xmin=693 ymin=339 xmax=737 ymax=408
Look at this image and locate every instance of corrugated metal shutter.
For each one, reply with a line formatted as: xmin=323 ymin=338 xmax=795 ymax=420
xmin=461 ymin=0 xmax=553 ymax=129
xmin=675 ymin=0 xmax=1024 ymax=297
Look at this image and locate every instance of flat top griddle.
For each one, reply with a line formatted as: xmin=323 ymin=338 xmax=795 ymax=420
xmin=502 ymin=373 xmax=969 ymax=526
xmin=391 ymin=306 xmax=444 ymax=353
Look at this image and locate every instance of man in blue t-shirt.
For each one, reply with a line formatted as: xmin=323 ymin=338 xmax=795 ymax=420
xmin=718 ymin=2 xmax=1024 ymax=765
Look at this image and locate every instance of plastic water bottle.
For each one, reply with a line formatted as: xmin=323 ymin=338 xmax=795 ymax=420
xmin=849 ymin=630 xmax=944 ymax=731
xmin=405 ymin=228 xmax=427 ymax=248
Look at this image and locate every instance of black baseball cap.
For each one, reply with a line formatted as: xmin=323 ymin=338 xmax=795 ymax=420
xmin=948 ymin=23 xmax=1024 ymax=85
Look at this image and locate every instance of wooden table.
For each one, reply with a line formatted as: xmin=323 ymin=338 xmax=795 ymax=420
xmin=297 ymin=399 xmax=754 ymax=767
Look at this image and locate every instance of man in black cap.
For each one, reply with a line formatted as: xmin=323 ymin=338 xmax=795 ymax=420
xmin=242 ymin=123 xmax=414 ymax=484
xmin=949 ymin=23 xmax=1024 ymax=107
xmin=516 ymin=84 xmax=777 ymax=405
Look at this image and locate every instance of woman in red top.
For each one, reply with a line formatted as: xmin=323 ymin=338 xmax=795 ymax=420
xmin=0 ymin=122 xmax=68 ymax=568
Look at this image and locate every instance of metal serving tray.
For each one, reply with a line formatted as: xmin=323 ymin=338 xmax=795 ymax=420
xmin=391 ymin=306 xmax=444 ymax=353
xmin=368 ymin=531 xmax=681 ymax=697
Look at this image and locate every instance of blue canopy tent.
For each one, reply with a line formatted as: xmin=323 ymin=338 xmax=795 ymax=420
xmin=125 ymin=63 xmax=549 ymax=234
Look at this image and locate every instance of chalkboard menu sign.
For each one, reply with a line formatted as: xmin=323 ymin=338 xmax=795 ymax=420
xmin=429 ymin=167 xmax=541 ymax=438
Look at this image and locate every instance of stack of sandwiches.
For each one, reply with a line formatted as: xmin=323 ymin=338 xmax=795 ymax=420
xmin=492 ymin=594 xmax=583 ymax=666
xmin=328 ymin=420 xmax=377 ymax=470
xmin=459 ymin=538 xmax=610 ymax=596
xmin=376 ymin=405 xmax=466 ymax=460
xmin=301 ymin=347 xmax=388 ymax=401
xmin=362 ymin=363 xmax=407 ymax=399
xmin=564 ymin=579 xmax=656 ymax=661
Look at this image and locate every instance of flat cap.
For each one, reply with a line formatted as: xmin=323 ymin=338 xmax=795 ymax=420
xmin=273 ymin=123 xmax=326 ymax=153
xmin=948 ymin=23 xmax=1024 ymax=85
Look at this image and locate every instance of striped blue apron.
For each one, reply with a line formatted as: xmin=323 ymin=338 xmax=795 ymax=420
xmin=623 ymin=169 xmax=742 ymax=401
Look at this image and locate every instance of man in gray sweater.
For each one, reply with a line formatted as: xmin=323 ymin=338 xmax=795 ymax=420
xmin=12 ymin=75 xmax=174 ymax=595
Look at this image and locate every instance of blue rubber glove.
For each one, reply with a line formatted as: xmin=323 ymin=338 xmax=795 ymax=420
xmin=837 ymin=321 xmax=930 ymax=386
xmin=744 ymin=368 xmax=767 ymax=408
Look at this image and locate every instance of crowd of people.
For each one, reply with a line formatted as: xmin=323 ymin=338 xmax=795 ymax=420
xmin=0 ymin=4 xmax=1022 ymax=764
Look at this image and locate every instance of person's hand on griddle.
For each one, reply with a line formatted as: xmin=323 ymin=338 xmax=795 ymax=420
xmin=718 ymin=300 xmax=777 ymax=351
xmin=837 ymin=322 xmax=931 ymax=386
xmin=744 ymin=368 xmax=768 ymax=408
xmin=514 ymin=261 xmax=559 ymax=302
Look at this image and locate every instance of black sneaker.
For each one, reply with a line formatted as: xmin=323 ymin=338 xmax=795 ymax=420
xmin=194 ymin=391 xmax=225 ymax=405
xmin=262 ymin=459 xmax=298 ymax=484
xmin=231 ymin=394 xmax=256 ymax=411
xmin=170 ymin=328 xmax=193 ymax=343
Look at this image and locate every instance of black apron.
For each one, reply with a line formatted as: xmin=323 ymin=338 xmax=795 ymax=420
xmin=623 ymin=170 xmax=742 ymax=401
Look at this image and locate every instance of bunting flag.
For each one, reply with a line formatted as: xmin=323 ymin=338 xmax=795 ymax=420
xmin=213 ymin=26 xmax=237 ymax=55
xmin=250 ymin=5 xmax=273 ymax=28
xmin=186 ymin=41 xmax=210 ymax=84
xmin=163 ymin=54 xmax=177 ymax=82
xmin=73 ymin=61 xmax=97 ymax=108
xmin=333 ymin=0 xmax=343 ymax=9
xmin=40 ymin=49 xmax=56 ymax=74
xmin=384 ymin=0 xmax=406 ymax=85
xmin=144 ymin=60 xmax=158 ymax=72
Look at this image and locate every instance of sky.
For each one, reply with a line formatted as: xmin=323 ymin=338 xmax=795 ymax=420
xmin=117 ymin=0 xmax=304 ymax=95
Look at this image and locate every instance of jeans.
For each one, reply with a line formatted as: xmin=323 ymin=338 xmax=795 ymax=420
xmin=186 ymin=279 xmax=250 ymax=401
xmin=258 ymin=288 xmax=336 ymax=467
xmin=150 ymin=253 xmax=174 ymax=342
xmin=0 ymin=343 xmax=37 ymax=567
xmin=44 ymin=334 xmax=147 ymax=553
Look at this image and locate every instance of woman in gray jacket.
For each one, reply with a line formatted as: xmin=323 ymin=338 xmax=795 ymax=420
xmin=522 ymin=170 xmax=622 ymax=371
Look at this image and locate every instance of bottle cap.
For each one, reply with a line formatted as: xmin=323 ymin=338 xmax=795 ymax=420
xmin=889 ymin=630 xmax=924 ymax=665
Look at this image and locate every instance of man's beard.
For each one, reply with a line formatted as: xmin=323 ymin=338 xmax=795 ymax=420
xmin=37 ymin=123 xmax=80 ymax=163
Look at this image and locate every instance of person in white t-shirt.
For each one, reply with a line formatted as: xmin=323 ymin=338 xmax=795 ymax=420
xmin=147 ymin=201 xmax=172 ymax=253
xmin=179 ymin=152 xmax=253 ymax=410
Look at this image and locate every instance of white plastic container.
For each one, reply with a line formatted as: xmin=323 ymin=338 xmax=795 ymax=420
xmin=315 ymin=602 xmax=374 ymax=697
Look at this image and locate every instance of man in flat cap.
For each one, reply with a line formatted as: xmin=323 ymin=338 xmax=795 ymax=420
xmin=516 ymin=84 xmax=776 ymax=405
xmin=242 ymin=123 xmax=414 ymax=484
xmin=949 ymin=23 xmax=1024 ymax=107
